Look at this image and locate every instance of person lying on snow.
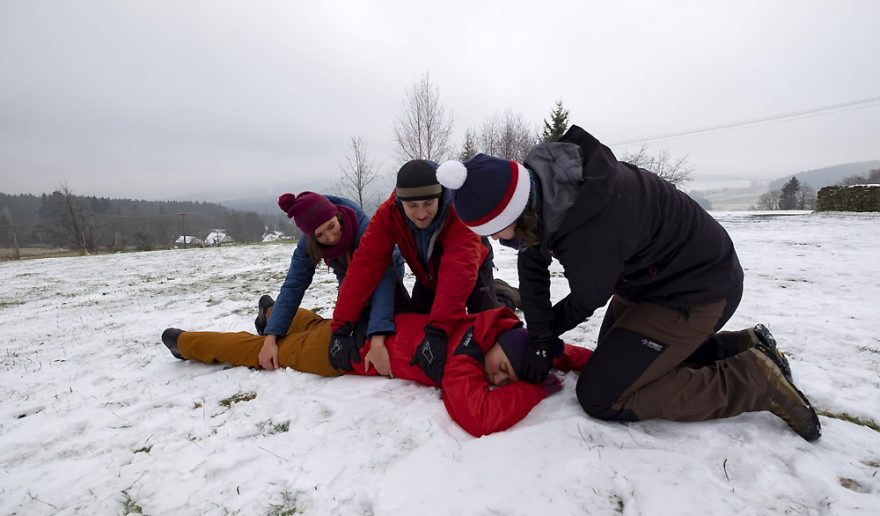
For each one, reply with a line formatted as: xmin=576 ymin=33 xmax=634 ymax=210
xmin=160 ymin=303 xmax=591 ymax=437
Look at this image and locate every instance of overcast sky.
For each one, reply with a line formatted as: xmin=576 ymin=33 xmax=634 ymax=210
xmin=1 ymin=0 xmax=878 ymax=200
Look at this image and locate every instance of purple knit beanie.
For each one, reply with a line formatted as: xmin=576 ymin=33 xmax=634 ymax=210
xmin=278 ymin=192 xmax=337 ymax=236
xmin=497 ymin=327 xmax=528 ymax=379
xmin=498 ymin=327 xmax=564 ymax=382
xmin=436 ymin=153 xmax=531 ymax=236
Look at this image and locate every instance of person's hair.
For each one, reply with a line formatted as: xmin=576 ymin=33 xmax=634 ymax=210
xmin=513 ymin=202 xmax=541 ymax=249
xmin=305 ymin=213 xmax=344 ymax=264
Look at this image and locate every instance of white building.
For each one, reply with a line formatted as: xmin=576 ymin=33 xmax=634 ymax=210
xmin=204 ymin=229 xmax=235 ymax=246
xmin=174 ymin=235 xmax=204 ymax=248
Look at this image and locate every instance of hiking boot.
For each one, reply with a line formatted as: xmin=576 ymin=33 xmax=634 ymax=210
xmin=752 ymin=324 xmax=792 ymax=382
xmin=494 ymin=278 xmax=522 ymax=311
xmin=254 ymin=295 xmax=275 ymax=335
xmin=162 ymin=328 xmax=185 ymax=360
xmin=751 ymin=347 xmax=821 ymax=441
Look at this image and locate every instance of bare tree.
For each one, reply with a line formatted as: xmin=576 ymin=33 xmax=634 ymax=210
xmin=798 ymin=184 xmax=817 ymax=210
xmin=755 ymin=189 xmax=780 ymax=210
xmin=839 ymin=168 xmax=880 ymax=185
xmin=337 ymin=136 xmax=380 ymax=210
xmin=57 ymin=183 xmax=91 ymax=255
xmin=393 ymin=73 xmax=455 ymax=162
xmin=620 ymin=145 xmax=694 ymax=187
xmin=478 ymin=110 xmax=538 ymax=163
xmin=1 ymin=206 xmax=20 ymax=260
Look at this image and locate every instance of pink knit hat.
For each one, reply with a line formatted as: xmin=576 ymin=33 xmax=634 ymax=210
xmin=278 ymin=192 xmax=337 ymax=235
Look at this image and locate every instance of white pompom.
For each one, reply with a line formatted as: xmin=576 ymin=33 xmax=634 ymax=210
xmin=436 ymin=160 xmax=468 ymax=190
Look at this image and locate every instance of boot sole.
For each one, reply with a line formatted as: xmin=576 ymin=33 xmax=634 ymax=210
xmin=753 ymin=324 xmax=793 ymax=382
xmin=755 ymin=351 xmax=821 ymax=441
xmin=254 ymin=295 xmax=275 ymax=335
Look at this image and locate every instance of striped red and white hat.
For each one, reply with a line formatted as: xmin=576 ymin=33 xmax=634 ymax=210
xmin=436 ymin=154 xmax=531 ymax=236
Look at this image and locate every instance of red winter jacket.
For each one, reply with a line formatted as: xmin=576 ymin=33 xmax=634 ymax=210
xmin=348 ymin=307 xmax=592 ymax=437
xmin=332 ymin=191 xmax=488 ymax=336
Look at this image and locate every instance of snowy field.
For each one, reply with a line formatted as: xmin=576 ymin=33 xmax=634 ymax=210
xmin=1 ymin=211 xmax=879 ymax=515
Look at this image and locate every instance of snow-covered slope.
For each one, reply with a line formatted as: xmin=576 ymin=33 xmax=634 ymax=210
xmin=2 ymin=212 xmax=878 ymax=515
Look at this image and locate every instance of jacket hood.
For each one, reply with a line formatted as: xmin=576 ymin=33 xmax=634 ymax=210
xmin=470 ymin=306 xmax=523 ymax=354
xmin=524 ymin=125 xmax=615 ymax=244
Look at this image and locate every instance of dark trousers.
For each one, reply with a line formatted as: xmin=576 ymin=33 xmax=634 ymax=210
xmin=575 ymin=288 xmax=774 ymax=422
xmin=409 ymin=259 xmax=501 ymax=315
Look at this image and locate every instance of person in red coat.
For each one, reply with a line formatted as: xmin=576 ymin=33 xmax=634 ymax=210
xmin=349 ymin=306 xmax=590 ymax=436
xmin=330 ymin=160 xmax=519 ymax=386
xmin=162 ymin=306 xmax=591 ymax=437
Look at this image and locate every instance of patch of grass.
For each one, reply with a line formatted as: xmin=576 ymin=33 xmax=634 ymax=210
xmin=261 ymin=420 xmax=290 ymax=435
xmin=121 ymin=490 xmax=144 ymax=514
xmin=839 ymin=477 xmax=869 ymax=493
xmin=818 ymin=410 xmax=880 ymax=433
xmin=267 ymin=491 xmax=299 ymax=516
xmin=219 ymin=391 xmax=257 ymax=408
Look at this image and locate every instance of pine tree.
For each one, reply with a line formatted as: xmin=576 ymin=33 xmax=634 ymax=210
xmin=778 ymin=176 xmax=802 ymax=210
xmin=459 ymin=129 xmax=478 ymax=161
xmin=541 ymin=99 xmax=570 ymax=143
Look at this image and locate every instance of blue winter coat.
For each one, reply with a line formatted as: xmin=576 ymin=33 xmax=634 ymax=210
xmin=264 ymin=195 xmax=404 ymax=337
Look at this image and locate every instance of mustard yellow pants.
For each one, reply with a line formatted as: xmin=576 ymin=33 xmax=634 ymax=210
xmin=177 ymin=307 xmax=342 ymax=377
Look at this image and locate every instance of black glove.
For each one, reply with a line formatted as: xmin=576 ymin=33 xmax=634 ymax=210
xmin=520 ymin=335 xmax=557 ymax=383
xmin=329 ymin=323 xmax=361 ymax=371
xmin=409 ymin=324 xmax=447 ymax=384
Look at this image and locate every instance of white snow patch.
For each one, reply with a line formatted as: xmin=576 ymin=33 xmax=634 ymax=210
xmin=1 ymin=212 xmax=879 ymax=514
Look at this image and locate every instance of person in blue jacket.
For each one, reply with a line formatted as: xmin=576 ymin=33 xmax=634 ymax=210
xmin=257 ymin=191 xmax=405 ymax=375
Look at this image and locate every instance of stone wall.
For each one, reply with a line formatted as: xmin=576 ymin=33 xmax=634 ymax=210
xmin=816 ymin=185 xmax=880 ymax=212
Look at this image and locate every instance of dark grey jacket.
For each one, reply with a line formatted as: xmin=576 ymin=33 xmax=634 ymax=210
xmin=516 ymin=125 xmax=743 ymax=340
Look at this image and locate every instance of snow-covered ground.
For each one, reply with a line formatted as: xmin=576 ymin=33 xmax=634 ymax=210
xmin=1 ymin=211 xmax=879 ymax=515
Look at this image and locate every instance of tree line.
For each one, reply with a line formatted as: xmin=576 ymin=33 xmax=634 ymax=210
xmin=756 ymin=168 xmax=880 ymax=210
xmin=336 ymin=75 xmax=692 ymax=212
xmin=0 ymin=185 xmax=267 ymax=255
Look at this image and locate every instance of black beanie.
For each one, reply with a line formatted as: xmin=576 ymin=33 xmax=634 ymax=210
xmin=396 ymin=160 xmax=442 ymax=201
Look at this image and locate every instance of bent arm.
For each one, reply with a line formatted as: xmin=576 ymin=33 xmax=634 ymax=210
xmin=365 ymin=258 xmax=400 ymax=336
xmin=441 ymin=356 xmax=545 ymax=437
xmin=429 ymin=217 xmax=484 ymax=335
xmin=551 ymin=231 xmax=621 ymax=335
xmin=332 ymin=199 xmax=395 ymax=329
xmin=517 ymin=245 xmax=555 ymax=338
xmin=265 ymin=238 xmax=316 ymax=336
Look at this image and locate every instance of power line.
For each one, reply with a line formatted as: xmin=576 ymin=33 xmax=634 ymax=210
xmin=612 ymin=95 xmax=880 ymax=146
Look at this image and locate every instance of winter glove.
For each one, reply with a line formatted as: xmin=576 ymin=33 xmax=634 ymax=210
xmin=542 ymin=374 xmax=563 ymax=396
xmin=409 ymin=324 xmax=447 ymax=384
xmin=520 ymin=335 xmax=558 ymax=383
xmin=329 ymin=323 xmax=361 ymax=371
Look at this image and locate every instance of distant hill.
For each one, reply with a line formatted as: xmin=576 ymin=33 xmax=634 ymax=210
xmin=690 ymin=160 xmax=880 ymax=210
xmin=0 ymin=191 xmax=267 ymax=250
xmin=769 ymin=160 xmax=880 ymax=190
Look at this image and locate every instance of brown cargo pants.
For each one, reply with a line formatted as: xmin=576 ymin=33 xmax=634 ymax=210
xmin=177 ymin=307 xmax=342 ymax=377
xmin=576 ymin=292 xmax=774 ymax=422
